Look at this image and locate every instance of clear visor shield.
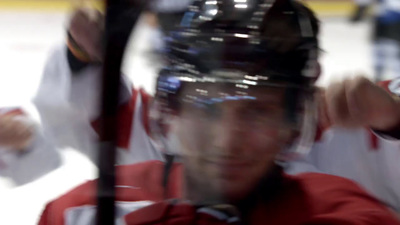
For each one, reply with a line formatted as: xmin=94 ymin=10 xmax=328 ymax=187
xmin=150 ymin=79 xmax=317 ymax=204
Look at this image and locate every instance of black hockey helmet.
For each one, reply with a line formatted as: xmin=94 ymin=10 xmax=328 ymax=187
xmin=152 ymin=0 xmax=320 ymax=160
xmin=161 ymin=0 xmax=319 ymax=82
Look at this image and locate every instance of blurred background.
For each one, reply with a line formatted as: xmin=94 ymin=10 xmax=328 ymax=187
xmin=0 ymin=0 xmax=382 ymax=224
xmin=0 ymin=0 xmax=375 ymax=107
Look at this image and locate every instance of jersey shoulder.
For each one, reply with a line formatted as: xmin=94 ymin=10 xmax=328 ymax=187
xmin=38 ymin=161 xmax=182 ymax=225
xmin=292 ymin=173 xmax=400 ymax=224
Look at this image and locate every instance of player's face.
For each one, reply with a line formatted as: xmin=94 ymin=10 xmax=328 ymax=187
xmin=172 ymin=83 xmax=296 ymax=203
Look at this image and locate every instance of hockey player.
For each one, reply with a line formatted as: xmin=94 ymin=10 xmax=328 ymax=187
xmin=32 ymin=7 xmax=163 ymax=164
xmin=38 ymin=1 xmax=400 ymax=224
xmin=350 ymin=0 xmax=400 ymax=81
xmin=287 ymin=76 xmax=400 ymax=213
xmin=13 ymin=1 xmax=201 ymax=170
xmin=0 ymin=7 xmax=163 ymax=186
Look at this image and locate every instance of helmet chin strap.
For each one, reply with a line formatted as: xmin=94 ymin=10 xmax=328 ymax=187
xmin=162 ymin=153 xmax=175 ymax=199
xmin=276 ymin=93 xmax=318 ymax=163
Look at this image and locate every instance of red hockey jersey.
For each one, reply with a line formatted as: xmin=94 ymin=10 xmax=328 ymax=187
xmin=38 ymin=161 xmax=400 ymax=225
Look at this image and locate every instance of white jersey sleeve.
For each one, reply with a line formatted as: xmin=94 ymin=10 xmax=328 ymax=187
xmin=32 ymin=44 xmax=132 ymax=162
xmin=32 ymin=45 xmax=98 ymax=159
xmin=287 ymin=78 xmax=400 ymax=212
xmin=0 ymin=107 xmax=61 ymax=186
xmin=288 ymin=78 xmax=400 ymax=212
xmin=287 ymin=127 xmax=400 ymax=212
xmin=0 ymin=41 xmax=162 ymax=186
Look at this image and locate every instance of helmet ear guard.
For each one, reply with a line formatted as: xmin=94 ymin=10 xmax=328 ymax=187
xmin=276 ymin=90 xmax=318 ymax=162
xmin=149 ymin=73 xmax=182 ymax=155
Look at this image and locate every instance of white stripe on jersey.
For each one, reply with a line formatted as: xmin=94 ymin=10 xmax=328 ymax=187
xmin=388 ymin=77 xmax=400 ymax=95
xmin=65 ymin=201 xmax=154 ymax=225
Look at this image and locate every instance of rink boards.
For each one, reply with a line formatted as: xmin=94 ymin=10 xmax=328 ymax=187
xmin=0 ymin=0 xmax=354 ymax=16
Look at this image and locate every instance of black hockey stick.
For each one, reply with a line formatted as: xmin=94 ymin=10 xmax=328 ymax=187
xmin=96 ymin=1 xmax=144 ymax=225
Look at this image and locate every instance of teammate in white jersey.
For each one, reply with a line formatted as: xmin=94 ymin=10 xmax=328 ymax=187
xmin=0 ymin=3 xmax=200 ymax=186
xmin=0 ymin=8 xmax=163 ymax=186
xmin=288 ymin=77 xmax=400 ymax=212
xmin=31 ymin=8 xmax=164 ymax=164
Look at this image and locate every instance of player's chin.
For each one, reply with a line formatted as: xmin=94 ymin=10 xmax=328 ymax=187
xmin=206 ymin=165 xmax=262 ymax=201
xmin=217 ymin=179 xmax=259 ymax=203
xmin=203 ymin=157 xmax=252 ymax=180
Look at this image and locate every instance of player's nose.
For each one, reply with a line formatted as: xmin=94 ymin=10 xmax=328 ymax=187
xmin=212 ymin=110 xmax=244 ymax=153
